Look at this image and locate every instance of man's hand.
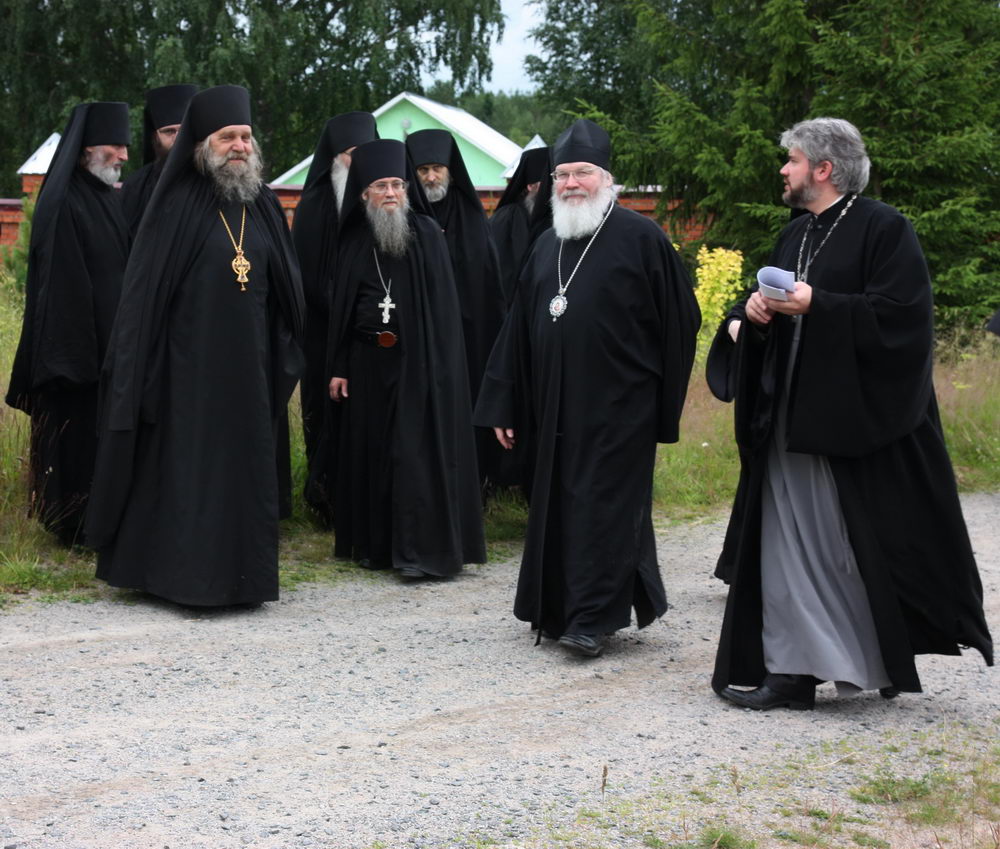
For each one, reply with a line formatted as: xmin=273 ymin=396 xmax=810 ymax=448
xmin=329 ymin=377 xmax=348 ymax=401
xmin=745 ymin=291 xmax=775 ymax=327
xmin=727 ymin=318 xmax=742 ymax=343
xmin=494 ymin=427 xmax=515 ymax=450
xmin=764 ymin=281 xmax=812 ymax=315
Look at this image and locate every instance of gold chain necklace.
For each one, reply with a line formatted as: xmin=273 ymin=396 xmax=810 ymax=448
xmin=218 ymin=206 xmax=251 ymax=291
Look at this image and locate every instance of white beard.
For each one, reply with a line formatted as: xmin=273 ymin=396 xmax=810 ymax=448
xmin=330 ymin=157 xmax=349 ymax=212
xmin=83 ymin=150 xmax=121 ymax=187
xmin=366 ymin=195 xmax=413 ymax=258
xmin=522 ymin=191 xmax=536 ymax=216
xmin=551 ymin=182 xmax=617 ymax=240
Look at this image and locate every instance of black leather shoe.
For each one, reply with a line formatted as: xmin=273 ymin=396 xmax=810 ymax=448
xmin=879 ymin=687 xmax=900 ymax=699
xmin=558 ymin=634 xmax=604 ymax=657
xmin=719 ymin=678 xmax=816 ymax=711
xmin=398 ymin=566 xmax=426 ymax=579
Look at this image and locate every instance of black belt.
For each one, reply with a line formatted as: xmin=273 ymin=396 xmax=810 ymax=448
xmin=354 ymin=329 xmax=399 ymax=348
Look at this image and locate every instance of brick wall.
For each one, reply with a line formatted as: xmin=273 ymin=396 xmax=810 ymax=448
xmin=272 ymin=185 xmax=712 ymax=242
xmin=4 ymin=181 xmax=711 ymax=248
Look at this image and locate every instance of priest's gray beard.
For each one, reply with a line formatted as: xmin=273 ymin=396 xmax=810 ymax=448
xmin=522 ymin=191 xmax=536 ymax=216
xmin=194 ymin=138 xmax=264 ymax=204
xmin=330 ymin=157 xmax=349 ymax=212
xmin=366 ymin=195 xmax=413 ymax=258
xmin=82 ymin=149 xmax=122 ymax=187
xmin=423 ymin=172 xmax=449 ymax=203
xmin=551 ymin=181 xmax=617 ymax=240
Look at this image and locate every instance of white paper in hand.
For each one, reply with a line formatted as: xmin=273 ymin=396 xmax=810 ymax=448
xmin=756 ymin=266 xmax=795 ymax=301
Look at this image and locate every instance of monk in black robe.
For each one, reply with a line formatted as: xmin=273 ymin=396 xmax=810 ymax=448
xmin=708 ymin=118 xmax=993 ymax=710
xmin=292 ymin=112 xmax=377 ymax=523
xmin=85 ymin=85 xmax=305 ymax=606
xmin=325 ymin=139 xmax=484 ymax=578
xmin=406 ymin=129 xmax=505 ymax=489
xmin=475 ymin=119 xmax=701 ymax=657
xmin=120 ymin=84 xmax=197 ymax=240
xmin=489 ymin=146 xmax=552 ymax=306
xmin=6 ymin=102 xmax=130 ymax=545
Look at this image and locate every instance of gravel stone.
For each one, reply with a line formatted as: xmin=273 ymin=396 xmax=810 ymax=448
xmin=0 ymin=493 xmax=996 ymax=848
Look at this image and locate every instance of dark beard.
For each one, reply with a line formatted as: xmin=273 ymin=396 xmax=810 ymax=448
xmin=365 ymin=198 xmax=413 ymax=258
xmin=194 ymin=140 xmax=264 ymax=204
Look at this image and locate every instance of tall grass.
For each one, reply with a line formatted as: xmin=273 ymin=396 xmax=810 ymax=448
xmin=934 ymin=334 xmax=1000 ymax=492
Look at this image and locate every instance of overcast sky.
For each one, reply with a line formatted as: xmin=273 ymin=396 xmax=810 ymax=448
xmin=484 ymin=0 xmax=542 ymax=92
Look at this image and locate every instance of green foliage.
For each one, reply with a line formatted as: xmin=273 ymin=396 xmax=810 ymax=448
xmin=424 ymin=82 xmax=568 ymax=147
xmin=531 ymin=0 xmax=1000 ymax=328
xmin=694 ymin=245 xmax=746 ymax=337
xmin=1 ymin=191 xmax=33 ymax=296
xmin=525 ymin=0 xmax=660 ymax=132
xmin=0 ymin=0 xmax=504 ymax=196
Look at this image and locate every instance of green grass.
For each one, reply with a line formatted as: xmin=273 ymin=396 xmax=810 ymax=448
xmin=850 ymin=834 xmax=889 ymax=849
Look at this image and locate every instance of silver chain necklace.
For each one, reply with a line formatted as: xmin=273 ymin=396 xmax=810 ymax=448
xmin=372 ymin=248 xmax=396 ymax=325
xmin=549 ymin=201 xmax=615 ymax=321
xmin=796 ymin=193 xmax=857 ymax=282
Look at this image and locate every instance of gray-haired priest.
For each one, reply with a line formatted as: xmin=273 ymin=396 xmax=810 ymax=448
xmin=707 ymin=117 xmax=993 ymax=709
xmin=324 ymin=139 xmax=485 ymax=579
xmin=6 ymin=101 xmax=130 ymax=545
xmin=474 ymin=119 xmax=701 ymax=657
xmin=85 ymin=85 xmax=305 ymax=606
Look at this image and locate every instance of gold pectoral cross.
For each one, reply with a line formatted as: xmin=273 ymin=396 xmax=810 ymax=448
xmin=219 ymin=206 xmax=250 ymax=292
xmin=232 ymin=249 xmax=251 ymax=291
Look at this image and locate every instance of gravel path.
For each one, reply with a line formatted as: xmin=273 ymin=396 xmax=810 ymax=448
xmin=1 ymin=493 xmax=997 ymax=849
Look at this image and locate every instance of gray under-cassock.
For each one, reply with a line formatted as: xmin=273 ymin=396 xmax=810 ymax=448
xmin=760 ymin=316 xmax=891 ymax=693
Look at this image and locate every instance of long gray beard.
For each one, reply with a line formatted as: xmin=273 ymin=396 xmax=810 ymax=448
xmin=83 ymin=151 xmax=121 ymax=187
xmin=522 ymin=191 xmax=536 ymax=216
xmin=330 ymin=157 xmax=349 ymax=212
xmin=551 ymin=183 xmax=617 ymax=240
xmin=423 ymin=173 xmax=449 ymax=203
xmin=366 ymin=198 xmax=413 ymax=258
xmin=194 ymin=139 xmax=264 ymax=204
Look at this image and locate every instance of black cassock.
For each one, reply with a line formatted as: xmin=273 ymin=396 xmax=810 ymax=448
xmin=475 ymin=204 xmax=700 ymax=637
xmin=119 ymin=160 xmax=163 ymax=241
xmin=429 ymin=189 xmax=506 ymax=485
xmin=86 ymin=174 xmax=304 ymax=605
xmin=707 ymin=194 xmax=993 ymax=693
xmin=6 ymin=168 xmax=127 ymax=544
xmin=325 ymin=214 xmax=485 ymax=575
xmin=489 ymin=201 xmax=532 ymax=307
xmin=292 ymin=157 xmax=344 ymax=522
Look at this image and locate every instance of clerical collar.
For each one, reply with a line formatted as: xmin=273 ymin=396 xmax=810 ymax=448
xmin=808 ymin=194 xmax=848 ymax=230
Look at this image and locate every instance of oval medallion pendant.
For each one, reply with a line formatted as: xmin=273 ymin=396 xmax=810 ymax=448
xmin=549 ymin=294 xmax=568 ymax=321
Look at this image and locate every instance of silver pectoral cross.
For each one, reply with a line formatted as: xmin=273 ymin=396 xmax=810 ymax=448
xmin=379 ymin=294 xmax=396 ymax=324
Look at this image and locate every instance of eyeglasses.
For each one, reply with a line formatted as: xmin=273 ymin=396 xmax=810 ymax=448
xmin=551 ymin=167 xmax=600 ymax=183
xmin=369 ymin=180 xmax=407 ymax=194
